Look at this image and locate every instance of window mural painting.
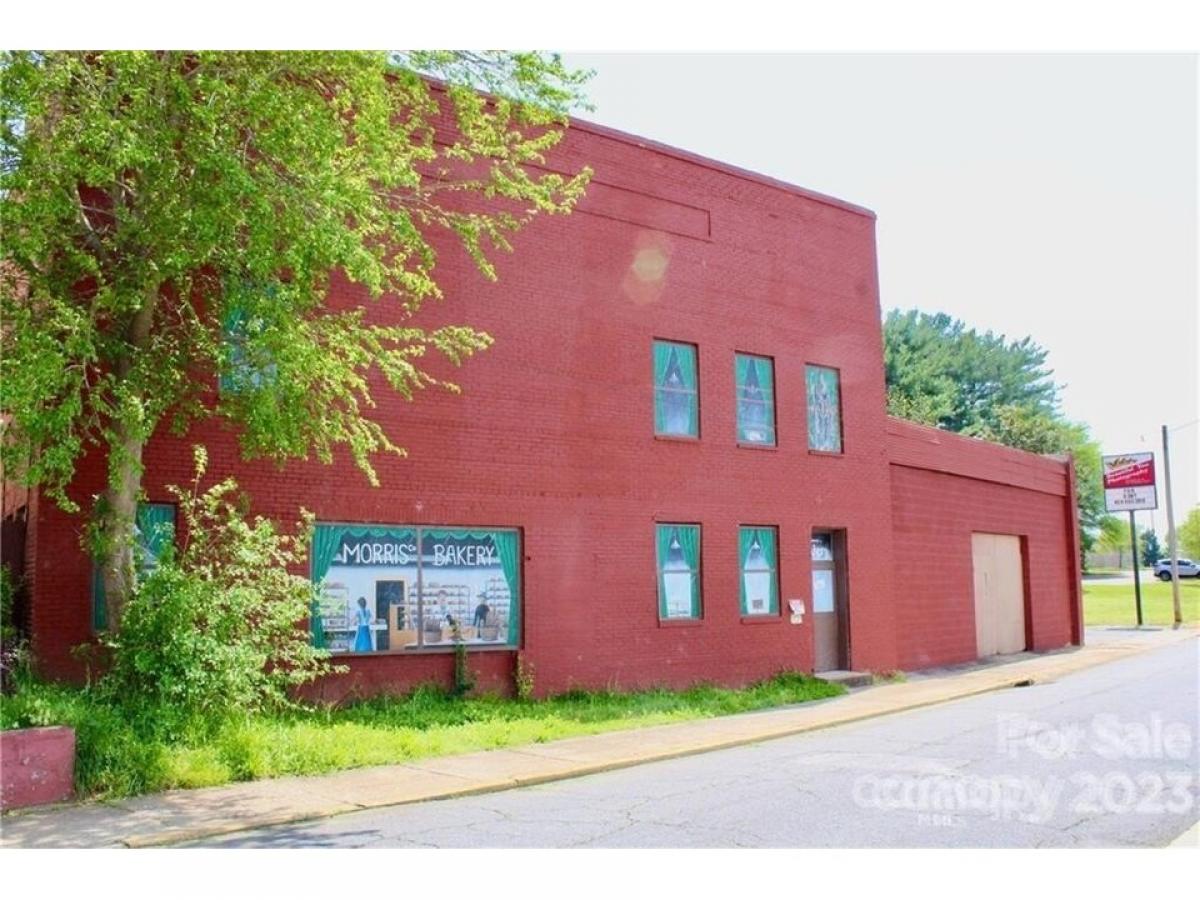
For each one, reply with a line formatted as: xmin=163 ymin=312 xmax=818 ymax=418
xmin=806 ymin=364 xmax=843 ymax=453
xmin=656 ymin=524 xmax=701 ymax=619
xmin=310 ymin=524 xmax=520 ymax=653
xmin=653 ymin=340 xmax=699 ymax=437
xmin=739 ymin=526 xmax=779 ymax=615
xmin=735 ymin=354 xmax=775 ymax=445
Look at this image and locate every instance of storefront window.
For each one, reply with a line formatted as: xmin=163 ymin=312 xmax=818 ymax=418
xmin=735 ymin=354 xmax=776 ymax=445
xmin=653 ymin=340 xmax=699 ymax=437
xmin=656 ymin=524 xmax=701 ymax=619
xmin=806 ymin=364 xmax=843 ymax=453
xmin=739 ymin=526 xmax=778 ymax=615
xmin=309 ymin=524 xmax=520 ymax=653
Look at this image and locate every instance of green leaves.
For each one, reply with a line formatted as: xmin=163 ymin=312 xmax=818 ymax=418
xmin=1 ymin=51 xmax=591 ymax=510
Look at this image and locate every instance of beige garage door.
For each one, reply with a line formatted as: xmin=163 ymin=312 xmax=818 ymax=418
xmin=971 ymin=533 xmax=1027 ymax=658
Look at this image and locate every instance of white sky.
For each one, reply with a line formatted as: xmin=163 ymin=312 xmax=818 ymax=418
xmin=563 ymin=53 xmax=1199 ymax=529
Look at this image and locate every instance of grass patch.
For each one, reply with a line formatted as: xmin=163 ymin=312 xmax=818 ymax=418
xmin=0 ymin=671 xmax=844 ymax=800
xmin=1083 ymin=578 xmax=1199 ymax=626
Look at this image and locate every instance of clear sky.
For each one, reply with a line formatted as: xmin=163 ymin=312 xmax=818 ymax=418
xmin=563 ymin=53 xmax=1199 ymax=529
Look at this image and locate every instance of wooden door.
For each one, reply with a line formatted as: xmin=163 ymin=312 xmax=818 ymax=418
xmin=972 ymin=533 xmax=1026 ymax=657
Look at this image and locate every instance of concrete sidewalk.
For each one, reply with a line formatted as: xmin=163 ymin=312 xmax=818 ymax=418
xmin=2 ymin=627 xmax=1195 ymax=849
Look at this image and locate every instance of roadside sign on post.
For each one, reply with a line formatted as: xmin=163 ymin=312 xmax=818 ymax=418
xmin=1102 ymin=453 xmax=1158 ymax=512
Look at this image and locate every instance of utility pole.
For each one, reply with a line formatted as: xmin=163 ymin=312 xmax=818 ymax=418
xmin=1161 ymin=424 xmax=1182 ymax=628
xmin=1129 ymin=510 xmax=1142 ymax=626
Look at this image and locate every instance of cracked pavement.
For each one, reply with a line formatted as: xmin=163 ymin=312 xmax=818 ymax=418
xmin=192 ymin=637 xmax=1200 ymax=848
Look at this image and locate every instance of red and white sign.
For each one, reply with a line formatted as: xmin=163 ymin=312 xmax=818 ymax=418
xmin=1102 ymin=452 xmax=1158 ymax=512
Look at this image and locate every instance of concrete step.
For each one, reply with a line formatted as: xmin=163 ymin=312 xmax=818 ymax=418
xmin=816 ymin=670 xmax=874 ymax=689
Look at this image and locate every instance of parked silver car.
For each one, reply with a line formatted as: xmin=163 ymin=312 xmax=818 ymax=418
xmin=1154 ymin=558 xmax=1200 ymax=580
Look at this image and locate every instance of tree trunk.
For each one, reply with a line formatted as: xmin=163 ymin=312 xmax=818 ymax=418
xmin=97 ymin=282 xmax=159 ymax=630
xmin=98 ymin=423 xmax=145 ymax=630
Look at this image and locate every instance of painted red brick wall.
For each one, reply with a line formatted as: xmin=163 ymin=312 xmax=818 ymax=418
xmin=25 ymin=118 xmax=902 ymax=693
xmin=887 ymin=419 xmax=1079 ymax=671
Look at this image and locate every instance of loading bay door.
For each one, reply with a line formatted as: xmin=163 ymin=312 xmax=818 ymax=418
xmin=971 ymin=533 xmax=1027 ymax=658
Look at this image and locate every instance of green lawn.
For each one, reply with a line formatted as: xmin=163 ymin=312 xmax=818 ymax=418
xmin=1082 ymin=578 xmax=1200 ymax=626
xmin=0 ymin=672 xmax=844 ymax=800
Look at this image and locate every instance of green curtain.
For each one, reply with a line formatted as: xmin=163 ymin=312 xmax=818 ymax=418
xmin=92 ymin=502 xmax=176 ymax=631
xmin=136 ymin=503 xmax=176 ymax=563
xmin=311 ymin=523 xmax=421 ymax=583
xmin=92 ymin=566 xmax=107 ymax=632
xmin=676 ymin=525 xmax=701 ymax=617
xmin=735 ymin=354 xmax=752 ymax=389
xmin=490 ymin=531 xmax=521 ymax=645
xmin=653 ymin=341 xmax=671 ymax=433
xmin=738 ymin=526 xmax=755 ymax=614
xmin=655 ymin=525 xmax=674 ymax=619
xmin=654 ymin=341 xmax=697 ymax=436
xmin=738 ymin=526 xmax=779 ymax=614
xmin=676 ymin=344 xmax=697 ymax=390
xmin=309 ymin=593 xmax=326 ymax=650
xmin=762 ymin=528 xmax=779 ymax=613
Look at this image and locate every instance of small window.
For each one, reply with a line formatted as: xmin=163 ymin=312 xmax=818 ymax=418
xmin=219 ymin=281 xmax=279 ymax=393
xmin=653 ymin=340 xmax=699 ymax=438
xmin=92 ymin=502 xmax=176 ymax=631
xmin=656 ymin=524 xmax=701 ymax=619
xmin=735 ymin=354 xmax=776 ymax=446
xmin=739 ymin=526 xmax=779 ymax=616
xmin=806 ymin=364 xmax=843 ymax=453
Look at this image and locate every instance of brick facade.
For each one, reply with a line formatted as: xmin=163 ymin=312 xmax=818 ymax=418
xmin=13 ymin=117 xmax=1081 ymax=696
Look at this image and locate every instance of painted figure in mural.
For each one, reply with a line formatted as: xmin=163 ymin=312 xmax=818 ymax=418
xmin=353 ymin=596 xmax=374 ymax=652
xmin=473 ymin=599 xmax=490 ymax=631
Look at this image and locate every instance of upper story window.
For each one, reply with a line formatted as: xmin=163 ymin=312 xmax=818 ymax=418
xmin=735 ymin=353 xmax=776 ymax=446
xmin=653 ymin=340 xmax=699 ymax=438
xmin=219 ymin=281 xmax=279 ymax=394
xmin=656 ymin=523 xmax=701 ymax=620
xmin=806 ymin=364 xmax=843 ymax=453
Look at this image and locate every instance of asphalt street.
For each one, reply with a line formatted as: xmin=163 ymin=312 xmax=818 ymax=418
xmin=194 ymin=637 xmax=1200 ymax=848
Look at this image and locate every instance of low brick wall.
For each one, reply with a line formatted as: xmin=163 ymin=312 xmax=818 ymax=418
xmin=0 ymin=726 xmax=75 ymax=810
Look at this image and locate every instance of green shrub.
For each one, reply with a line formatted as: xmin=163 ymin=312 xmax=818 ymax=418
xmin=98 ymin=447 xmax=343 ymax=740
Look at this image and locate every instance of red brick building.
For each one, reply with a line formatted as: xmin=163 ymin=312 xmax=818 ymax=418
xmin=2 ymin=116 xmax=1083 ymax=697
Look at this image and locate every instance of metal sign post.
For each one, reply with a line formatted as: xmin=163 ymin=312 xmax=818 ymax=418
xmin=1161 ymin=425 xmax=1182 ymax=628
xmin=1128 ymin=510 xmax=1142 ymax=626
xmin=1101 ymin=452 xmax=1158 ymax=626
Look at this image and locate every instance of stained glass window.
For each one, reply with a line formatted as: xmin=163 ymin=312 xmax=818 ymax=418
xmin=735 ymin=354 xmax=776 ymax=446
xmin=653 ymin=340 xmax=699 ymax=438
xmin=806 ymin=365 xmax=843 ymax=453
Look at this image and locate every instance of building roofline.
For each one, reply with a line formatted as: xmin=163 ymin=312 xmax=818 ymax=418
xmin=423 ymin=74 xmax=876 ymax=220
xmin=564 ymin=114 xmax=877 ymax=221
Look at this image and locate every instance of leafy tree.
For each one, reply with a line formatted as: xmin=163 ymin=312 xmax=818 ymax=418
xmin=883 ymin=310 xmax=1058 ymax=435
xmin=101 ymin=447 xmax=343 ymax=740
xmin=1140 ymin=528 xmax=1162 ymax=567
xmin=883 ymin=309 xmax=1105 ymax=556
xmin=1177 ymin=507 xmax=1200 ymax=560
xmin=0 ymin=51 xmax=591 ymax=628
xmin=1095 ymin=515 xmax=1130 ymax=554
